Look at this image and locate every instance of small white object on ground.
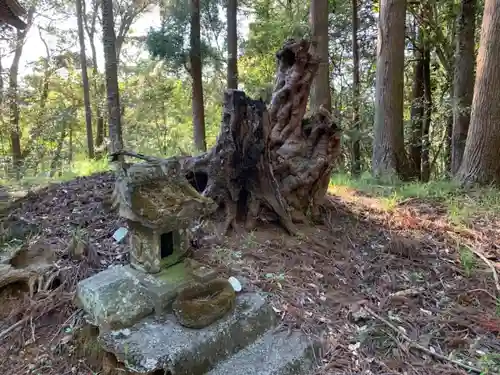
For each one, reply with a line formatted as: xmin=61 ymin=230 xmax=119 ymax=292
xmin=228 ymin=276 xmax=242 ymax=292
xmin=112 ymin=227 xmax=128 ymax=243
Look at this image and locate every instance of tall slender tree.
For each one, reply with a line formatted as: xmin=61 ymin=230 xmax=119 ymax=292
xmin=101 ymin=0 xmax=124 ymax=159
xmin=82 ymin=0 xmax=105 ymax=150
xmin=76 ymin=0 xmax=94 ymax=159
xmin=372 ymin=0 xmax=409 ymax=180
xmin=309 ymin=0 xmax=331 ymax=112
xmin=351 ymin=0 xmax=360 ymax=175
xmin=9 ymin=6 xmax=35 ymax=175
xmin=457 ymin=0 xmax=500 ymax=186
xmin=191 ymin=0 xmax=206 ymax=152
xmin=227 ymin=0 xmax=238 ymax=89
xmin=451 ymin=0 xmax=477 ymax=175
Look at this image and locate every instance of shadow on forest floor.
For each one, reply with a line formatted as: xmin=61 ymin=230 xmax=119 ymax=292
xmin=0 ymin=172 xmax=499 ymax=375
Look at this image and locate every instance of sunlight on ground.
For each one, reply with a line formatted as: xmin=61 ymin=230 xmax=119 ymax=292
xmin=1 ymin=158 xmax=110 ymax=193
xmin=328 ymin=172 xmax=500 ymax=225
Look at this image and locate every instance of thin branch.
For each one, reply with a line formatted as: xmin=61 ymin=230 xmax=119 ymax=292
xmin=464 ymin=244 xmax=500 ymax=297
xmin=363 ymin=305 xmax=482 ymax=374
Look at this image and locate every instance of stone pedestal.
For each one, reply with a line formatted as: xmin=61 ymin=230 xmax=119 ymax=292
xmin=76 ymin=261 xmax=320 ymax=375
xmin=76 ymin=259 xmax=217 ymax=330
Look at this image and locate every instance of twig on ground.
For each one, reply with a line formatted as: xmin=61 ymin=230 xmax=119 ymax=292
xmin=0 ymin=317 xmax=29 ymax=341
xmin=363 ymin=305 xmax=482 ymax=374
xmin=465 ymin=244 xmax=500 ymax=296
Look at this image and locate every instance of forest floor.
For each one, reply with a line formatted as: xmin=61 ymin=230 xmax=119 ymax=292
xmin=0 ymin=171 xmax=499 ymax=375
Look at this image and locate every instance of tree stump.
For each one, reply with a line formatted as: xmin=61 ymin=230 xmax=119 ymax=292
xmin=182 ymin=39 xmax=342 ymax=234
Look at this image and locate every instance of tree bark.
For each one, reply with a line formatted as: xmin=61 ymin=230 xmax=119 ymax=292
xmin=451 ymin=0 xmax=477 ymax=175
xmin=457 ymin=0 xmax=500 ymax=186
xmin=8 ymin=6 xmax=34 ymax=176
xmin=309 ymin=0 xmax=331 ymax=112
xmin=351 ymin=0 xmax=361 ymax=176
xmin=190 ymin=0 xmax=206 ymax=152
xmin=101 ymin=0 xmax=124 ymax=159
xmin=178 ymin=40 xmax=341 ymax=234
xmin=421 ymin=47 xmax=432 ymax=182
xmin=409 ymin=36 xmax=424 ymax=179
xmin=83 ymin=0 xmax=105 ymax=150
xmin=49 ymin=123 xmax=67 ymax=177
xmin=227 ymin=0 xmax=238 ymax=89
xmin=372 ymin=0 xmax=409 ymax=180
xmin=76 ymin=0 xmax=95 ymax=159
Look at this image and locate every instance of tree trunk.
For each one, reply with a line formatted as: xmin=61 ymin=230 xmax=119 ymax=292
xmin=227 ymin=0 xmax=238 ymax=89
xmin=451 ymin=0 xmax=477 ymax=175
xmin=174 ymin=40 xmax=341 ymax=234
xmin=9 ymin=7 xmax=34 ymax=176
xmin=421 ymin=47 xmax=432 ymax=182
xmin=76 ymin=0 xmax=95 ymax=159
xmin=49 ymin=123 xmax=67 ymax=177
xmin=456 ymin=0 xmax=500 ymax=186
xmin=445 ymin=113 xmax=453 ymax=175
xmin=83 ymin=0 xmax=105 ymax=150
xmin=8 ymin=8 xmax=34 ymax=161
xmin=409 ymin=34 xmax=425 ymax=179
xmin=190 ymin=0 xmax=206 ymax=152
xmin=372 ymin=0 xmax=409 ymax=180
xmin=101 ymin=0 xmax=124 ymax=159
xmin=351 ymin=0 xmax=361 ymax=176
xmin=309 ymin=0 xmax=331 ymax=112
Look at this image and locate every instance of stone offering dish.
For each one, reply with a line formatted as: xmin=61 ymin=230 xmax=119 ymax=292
xmin=172 ymin=278 xmax=236 ymax=329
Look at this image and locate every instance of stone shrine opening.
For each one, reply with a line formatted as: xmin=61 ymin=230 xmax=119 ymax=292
xmin=160 ymin=232 xmax=174 ymax=259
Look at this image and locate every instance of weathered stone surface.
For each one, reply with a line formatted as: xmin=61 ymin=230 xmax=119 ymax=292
xmin=76 ymin=265 xmax=154 ymax=330
xmin=76 ymin=263 xmax=199 ymax=328
xmin=131 ymin=262 xmax=195 ymax=313
xmin=128 ymin=223 xmax=190 ymax=274
xmin=207 ymin=330 xmax=321 ymax=375
xmin=185 ymin=258 xmax=217 ymax=283
xmin=111 ymin=155 xmax=218 ymax=275
xmin=98 ymin=292 xmax=276 ymax=375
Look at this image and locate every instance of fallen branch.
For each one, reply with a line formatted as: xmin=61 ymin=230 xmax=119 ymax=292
xmin=0 ymin=317 xmax=28 ymax=341
xmin=464 ymin=244 xmax=500 ymax=297
xmin=363 ymin=305 xmax=482 ymax=374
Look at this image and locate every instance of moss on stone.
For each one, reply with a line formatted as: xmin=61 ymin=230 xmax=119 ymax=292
xmin=172 ymin=278 xmax=236 ymax=329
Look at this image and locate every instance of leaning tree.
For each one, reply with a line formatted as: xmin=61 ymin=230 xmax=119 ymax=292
xmin=114 ymin=40 xmax=342 ymax=235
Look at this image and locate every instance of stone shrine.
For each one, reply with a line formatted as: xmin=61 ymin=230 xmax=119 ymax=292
xmin=111 ymin=158 xmax=217 ymax=273
xmin=76 ymin=156 xmax=319 ymax=375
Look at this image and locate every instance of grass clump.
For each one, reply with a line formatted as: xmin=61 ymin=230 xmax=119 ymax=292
xmin=328 ymin=172 xmax=500 ymax=225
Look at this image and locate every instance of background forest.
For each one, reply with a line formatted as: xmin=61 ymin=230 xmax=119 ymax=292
xmin=1 ymin=0 xmax=495 ymax=191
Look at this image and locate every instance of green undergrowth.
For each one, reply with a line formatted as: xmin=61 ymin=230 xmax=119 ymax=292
xmin=329 ymin=172 xmax=500 ymax=226
xmin=0 ymin=157 xmax=111 ymax=193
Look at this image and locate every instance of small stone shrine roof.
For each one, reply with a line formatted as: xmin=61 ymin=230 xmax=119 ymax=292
xmin=111 ymin=157 xmax=217 ymax=232
xmin=0 ymin=0 xmax=27 ymax=29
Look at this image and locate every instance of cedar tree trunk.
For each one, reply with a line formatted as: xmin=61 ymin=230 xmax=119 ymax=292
xmin=101 ymin=0 xmax=124 ymax=158
xmin=227 ymin=0 xmax=238 ymax=89
xmin=372 ymin=0 xmax=409 ymax=180
xmin=456 ymin=0 xmax=500 ymax=186
xmin=190 ymin=0 xmax=207 ymax=152
xmin=309 ymin=0 xmax=331 ymax=111
xmin=451 ymin=0 xmax=477 ymax=175
xmin=76 ymin=0 xmax=94 ymax=159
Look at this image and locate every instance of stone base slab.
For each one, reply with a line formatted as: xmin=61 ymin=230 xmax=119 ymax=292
xmin=76 ymin=259 xmax=217 ymax=330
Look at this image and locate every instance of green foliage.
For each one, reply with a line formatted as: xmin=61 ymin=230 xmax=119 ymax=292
xmin=146 ymin=0 xmax=224 ymax=73
xmin=458 ymin=246 xmax=476 ymax=278
xmin=239 ymin=0 xmax=310 ymax=97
